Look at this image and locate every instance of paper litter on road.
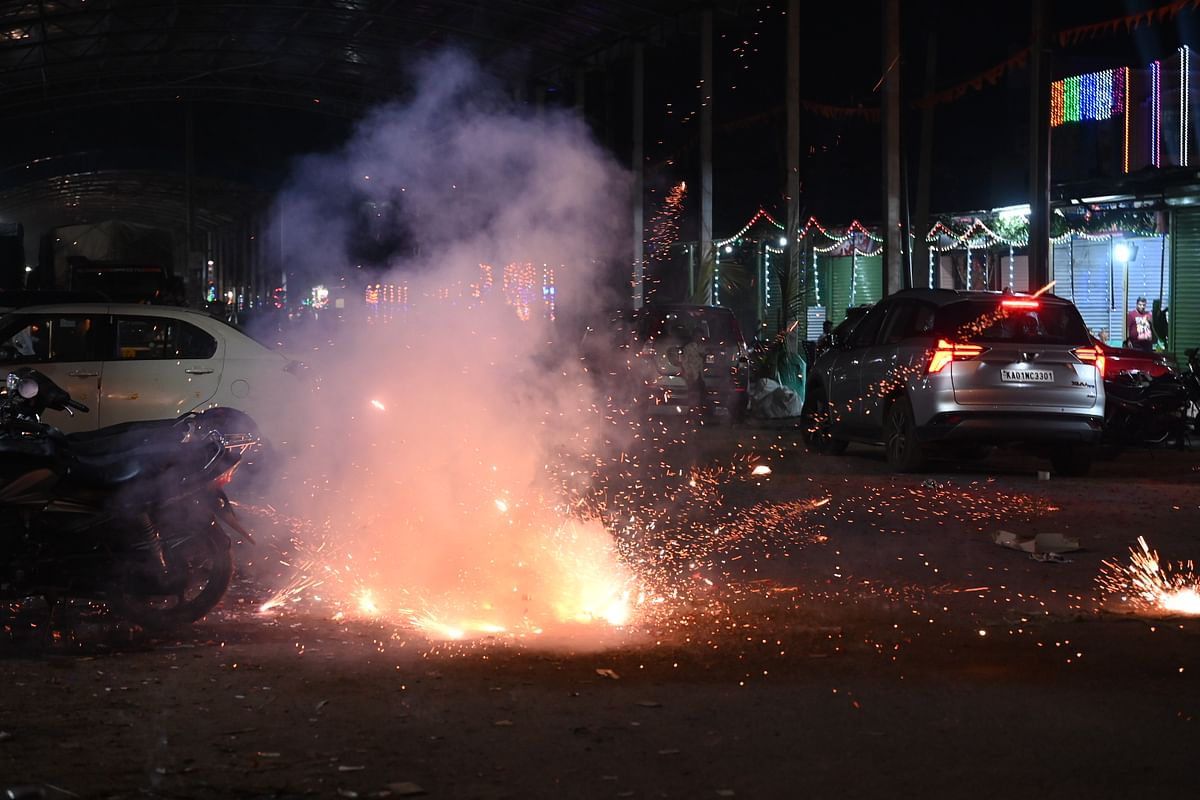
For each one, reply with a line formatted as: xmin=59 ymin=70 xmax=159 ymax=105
xmin=993 ymin=530 xmax=1080 ymax=555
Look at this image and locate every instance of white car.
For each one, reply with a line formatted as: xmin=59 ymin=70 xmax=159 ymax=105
xmin=0 ymin=303 xmax=302 ymax=448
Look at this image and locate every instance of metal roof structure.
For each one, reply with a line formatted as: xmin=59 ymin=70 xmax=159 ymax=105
xmin=0 ymin=0 xmax=699 ymax=120
xmin=0 ymin=0 xmax=717 ymax=291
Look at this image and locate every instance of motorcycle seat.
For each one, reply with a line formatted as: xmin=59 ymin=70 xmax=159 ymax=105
xmin=67 ymin=441 xmax=209 ymax=490
xmin=67 ymin=418 xmax=187 ymax=458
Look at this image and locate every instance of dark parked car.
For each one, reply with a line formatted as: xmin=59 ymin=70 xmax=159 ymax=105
xmin=803 ymin=289 xmax=1105 ymax=474
xmin=1093 ymin=337 xmax=1172 ymax=379
xmin=581 ymin=303 xmax=750 ymax=422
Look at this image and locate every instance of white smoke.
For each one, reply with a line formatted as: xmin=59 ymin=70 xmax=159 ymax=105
xmin=260 ymin=49 xmax=640 ymax=645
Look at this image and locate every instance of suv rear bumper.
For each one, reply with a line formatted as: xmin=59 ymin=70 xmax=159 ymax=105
xmin=916 ymin=411 xmax=1104 ymax=445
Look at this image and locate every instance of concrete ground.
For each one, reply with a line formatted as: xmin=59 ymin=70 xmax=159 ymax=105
xmin=2 ymin=422 xmax=1198 ymax=799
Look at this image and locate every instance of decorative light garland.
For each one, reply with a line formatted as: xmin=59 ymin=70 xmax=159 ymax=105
xmin=1152 ymin=59 xmax=1162 ymax=167
xmin=1182 ymin=45 xmax=1191 ymax=167
xmin=763 ymin=247 xmax=771 ymax=309
xmin=714 ymin=247 xmax=721 ymax=305
xmin=1123 ymin=66 xmax=1131 ymax=173
xmin=716 ymin=207 xmax=783 ymax=247
xmin=850 ymin=246 xmax=858 ymax=306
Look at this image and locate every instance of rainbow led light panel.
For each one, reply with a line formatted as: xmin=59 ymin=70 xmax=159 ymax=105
xmin=1051 ymin=68 xmax=1126 ymax=126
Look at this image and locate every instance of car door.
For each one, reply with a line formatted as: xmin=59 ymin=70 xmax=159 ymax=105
xmin=98 ymin=314 xmax=224 ymax=427
xmin=858 ymin=300 xmax=913 ymax=433
xmin=0 ymin=311 xmax=107 ymax=433
xmin=827 ymin=304 xmax=886 ymax=435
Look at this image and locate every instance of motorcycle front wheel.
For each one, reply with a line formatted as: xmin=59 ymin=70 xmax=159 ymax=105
xmin=115 ymin=524 xmax=233 ymax=630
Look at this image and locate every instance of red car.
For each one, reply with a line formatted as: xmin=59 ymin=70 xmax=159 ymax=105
xmin=1092 ymin=337 xmax=1173 ymax=379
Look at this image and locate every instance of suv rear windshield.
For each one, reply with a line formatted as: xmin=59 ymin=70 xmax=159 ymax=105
xmin=934 ymin=300 xmax=1091 ymax=345
xmin=639 ymin=307 xmax=742 ymax=345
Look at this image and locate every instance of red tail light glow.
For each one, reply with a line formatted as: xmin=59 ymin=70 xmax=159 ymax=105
xmin=215 ymin=463 xmax=240 ymax=488
xmin=928 ymin=339 xmax=986 ymax=374
xmin=1000 ymin=298 xmax=1040 ymax=310
xmin=1072 ymin=346 xmax=1106 ymax=377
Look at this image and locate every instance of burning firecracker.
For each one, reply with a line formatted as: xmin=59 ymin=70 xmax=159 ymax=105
xmin=1098 ymin=536 xmax=1200 ymax=616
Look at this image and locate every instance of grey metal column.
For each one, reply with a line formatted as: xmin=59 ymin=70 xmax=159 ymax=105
xmin=698 ymin=8 xmax=714 ymax=305
xmin=632 ymin=42 xmax=645 ymax=309
xmin=786 ymin=0 xmax=802 ymax=339
xmin=1028 ymin=0 xmax=1052 ymax=289
xmin=883 ymin=0 xmax=903 ymax=294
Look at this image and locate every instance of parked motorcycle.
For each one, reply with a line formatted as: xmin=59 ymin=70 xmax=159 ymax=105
xmin=0 ymin=367 xmax=254 ymax=630
xmin=1101 ymin=350 xmax=1199 ymax=451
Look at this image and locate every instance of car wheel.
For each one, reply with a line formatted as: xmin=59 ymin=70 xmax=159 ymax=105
xmin=1050 ymin=449 xmax=1093 ymax=477
xmin=801 ymin=387 xmax=847 ymax=455
xmin=884 ymin=396 xmax=926 ymax=472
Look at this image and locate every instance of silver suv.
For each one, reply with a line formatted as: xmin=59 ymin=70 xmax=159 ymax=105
xmin=803 ymin=289 xmax=1105 ymax=474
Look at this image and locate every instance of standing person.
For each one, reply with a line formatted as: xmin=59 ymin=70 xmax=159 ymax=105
xmin=1126 ymin=296 xmax=1154 ymax=351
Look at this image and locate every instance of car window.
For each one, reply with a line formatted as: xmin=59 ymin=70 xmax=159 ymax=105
xmin=640 ymin=308 xmax=742 ymax=346
xmin=847 ymin=305 xmax=886 ymax=349
xmin=934 ymin=300 xmax=1091 ymax=345
xmin=114 ymin=316 xmax=218 ymax=360
xmin=0 ymin=313 xmax=101 ymax=363
xmin=879 ymin=300 xmax=936 ymax=344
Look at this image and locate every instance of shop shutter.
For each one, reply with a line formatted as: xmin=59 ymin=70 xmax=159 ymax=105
xmin=1123 ymin=235 xmax=1171 ymax=334
xmin=827 ymin=255 xmax=850 ymax=326
xmin=1052 ymin=237 xmax=1112 ymax=338
xmin=854 ymin=254 xmax=885 ymax=306
xmin=1170 ymin=209 xmax=1200 ymax=362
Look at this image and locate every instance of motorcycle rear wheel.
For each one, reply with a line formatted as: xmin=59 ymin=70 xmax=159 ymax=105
xmin=115 ymin=526 xmax=232 ymax=630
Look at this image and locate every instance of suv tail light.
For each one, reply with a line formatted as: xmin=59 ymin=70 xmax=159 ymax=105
xmin=928 ymin=339 xmax=986 ymax=375
xmin=1000 ymin=298 xmax=1040 ymax=310
xmin=1072 ymin=345 xmax=1106 ymax=377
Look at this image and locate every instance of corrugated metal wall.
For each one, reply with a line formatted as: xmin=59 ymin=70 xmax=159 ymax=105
xmin=1051 ymin=235 xmax=1170 ymax=343
xmin=1169 ymin=209 xmax=1200 ymax=362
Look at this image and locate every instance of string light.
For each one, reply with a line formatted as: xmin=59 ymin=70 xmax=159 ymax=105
xmin=1064 ymin=75 xmax=1081 ymax=123
xmin=1152 ymin=60 xmax=1162 ymax=167
xmin=1123 ymin=66 xmax=1131 ymax=173
xmin=850 ymin=239 xmax=858 ymax=306
xmin=813 ymin=247 xmax=820 ymax=305
xmin=717 ymin=208 xmax=785 ymax=247
xmin=928 ymin=247 xmax=935 ymax=289
xmin=715 ymin=247 xmax=721 ymax=305
xmin=1181 ymin=45 xmax=1190 ymax=167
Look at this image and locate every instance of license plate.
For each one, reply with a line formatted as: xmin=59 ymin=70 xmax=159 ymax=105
xmin=1001 ymin=368 xmax=1054 ymax=383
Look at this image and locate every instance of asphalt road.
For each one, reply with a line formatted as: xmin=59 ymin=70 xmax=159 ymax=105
xmin=3 ymin=423 xmax=1198 ymax=799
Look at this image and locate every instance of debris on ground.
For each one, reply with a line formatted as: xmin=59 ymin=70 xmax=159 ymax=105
xmin=993 ymin=530 xmax=1080 ymax=556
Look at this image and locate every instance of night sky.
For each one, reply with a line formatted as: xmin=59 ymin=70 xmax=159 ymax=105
xmin=5 ymin=1 xmax=1200 ymax=243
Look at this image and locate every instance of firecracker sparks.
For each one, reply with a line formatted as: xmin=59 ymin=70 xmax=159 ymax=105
xmin=1098 ymin=536 xmax=1200 ymax=615
xmin=643 ymin=181 xmax=687 ymax=304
